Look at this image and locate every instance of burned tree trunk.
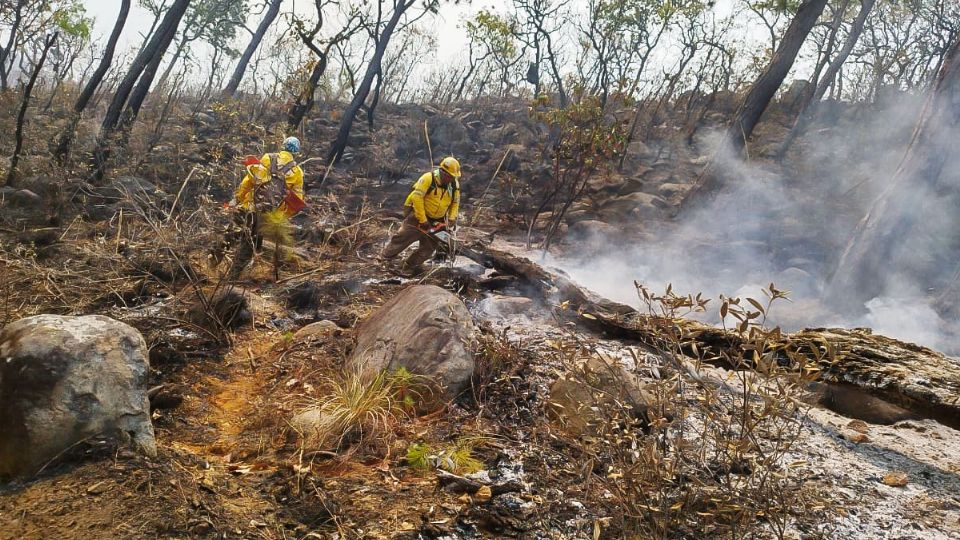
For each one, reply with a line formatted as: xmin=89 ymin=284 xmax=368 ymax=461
xmin=828 ymin=39 xmax=960 ymax=312
xmin=0 ymin=0 xmax=26 ymax=91
xmin=366 ymin=69 xmax=382 ymax=130
xmin=286 ymin=54 xmax=329 ymax=131
xmin=724 ymin=0 xmax=828 ymax=153
xmin=153 ymin=30 xmax=192 ymax=93
xmin=98 ymin=0 xmax=191 ymax=135
xmin=680 ymin=0 xmax=828 ymax=210
xmin=55 ymin=0 xmax=131 ymax=162
xmin=5 ymin=32 xmax=57 ymax=187
xmin=222 ymin=0 xmax=282 ymax=97
xmin=780 ymin=0 xmax=877 ymax=156
xmin=120 ymin=14 xmax=183 ymax=131
xmin=92 ymin=0 xmax=191 ymax=180
xmin=813 ymin=0 xmax=876 ymax=103
xmin=327 ymin=0 xmax=413 ymax=164
xmin=285 ymin=2 xmax=359 ymax=132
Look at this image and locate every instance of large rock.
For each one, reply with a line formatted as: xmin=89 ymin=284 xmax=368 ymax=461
xmin=0 ymin=315 xmax=156 ymax=477
xmin=547 ymin=357 xmax=661 ymax=438
xmin=0 ymin=186 xmax=43 ymax=208
xmin=1 ymin=186 xmax=48 ymax=227
xmin=600 ymin=191 xmax=670 ymax=221
xmin=347 ymin=285 xmax=477 ymax=402
xmin=294 ymin=320 xmax=343 ymax=343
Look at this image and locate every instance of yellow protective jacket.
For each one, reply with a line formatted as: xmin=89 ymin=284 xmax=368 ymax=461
xmin=404 ymin=170 xmax=460 ymax=224
xmin=235 ymin=151 xmax=305 ymax=215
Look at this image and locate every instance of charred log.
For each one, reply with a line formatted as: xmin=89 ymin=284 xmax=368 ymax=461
xmin=464 ymin=244 xmax=960 ymax=430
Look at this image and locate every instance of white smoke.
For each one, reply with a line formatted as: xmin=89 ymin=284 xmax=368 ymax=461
xmin=863 ymin=297 xmax=950 ymax=352
xmin=547 ymin=92 xmax=960 ymax=356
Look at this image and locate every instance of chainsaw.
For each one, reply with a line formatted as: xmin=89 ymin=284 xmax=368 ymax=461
xmin=423 ymin=223 xmax=490 ymax=267
xmin=423 ymin=222 xmax=455 ymax=260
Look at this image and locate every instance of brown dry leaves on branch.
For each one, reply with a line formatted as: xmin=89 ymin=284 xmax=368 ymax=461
xmin=540 ymin=283 xmax=829 ymax=539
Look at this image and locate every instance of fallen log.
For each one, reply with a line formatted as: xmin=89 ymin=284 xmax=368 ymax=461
xmin=464 ymin=243 xmax=960 ymax=430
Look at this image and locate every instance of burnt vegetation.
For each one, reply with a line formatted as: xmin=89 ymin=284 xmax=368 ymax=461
xmin=2 ymin=0 xmax=960 ymax=538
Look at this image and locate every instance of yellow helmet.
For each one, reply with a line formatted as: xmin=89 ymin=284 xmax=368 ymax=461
xmin=439 ymin=156 xmax=462 ymax=178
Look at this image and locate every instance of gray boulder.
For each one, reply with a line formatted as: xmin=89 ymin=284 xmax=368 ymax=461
xmin=1 ymin=186 xmax=48 ymax=227
xmin=0 ymin=186 xmax=43 ymax=208
xmin=0 ymin=315 xmax=156 ymax=477
xmin=347 ymin=285 xmax=476 ymax=403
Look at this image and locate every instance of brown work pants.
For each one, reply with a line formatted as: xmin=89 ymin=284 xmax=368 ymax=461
xmin=382 ymin=213 xmax=440 ymax=271
xmin=228 ymin=211 xmax=261 ymax=278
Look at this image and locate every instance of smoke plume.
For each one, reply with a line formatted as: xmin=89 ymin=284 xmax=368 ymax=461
xmin=549 ymin=92 xmax=959 ymax=355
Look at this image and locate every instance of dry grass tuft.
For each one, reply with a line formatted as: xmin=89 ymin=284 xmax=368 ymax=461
xmin=292 ymin=367 xmax=431 ymax=454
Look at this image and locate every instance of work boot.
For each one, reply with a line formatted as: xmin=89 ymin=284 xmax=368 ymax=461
xmin=399 ymin=264 xmax=425 ymax=278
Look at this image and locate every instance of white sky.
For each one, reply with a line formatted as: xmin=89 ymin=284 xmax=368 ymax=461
xmin=84 ymin=0 xmax=508 ymax=64
xmin=80 ymin=0 xmax=762 ymax=92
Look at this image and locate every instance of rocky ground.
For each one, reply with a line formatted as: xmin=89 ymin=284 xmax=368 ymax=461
xmin=480 ymin=241 xmax=960 ymax=540
xmin=1 ymin=224 xmax=958 ymax=539
xmin=1 ymin=96 xmax=958 ymax=539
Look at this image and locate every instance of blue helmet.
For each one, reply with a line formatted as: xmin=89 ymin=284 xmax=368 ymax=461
xmin=283 ymin=136 xmax=301 ymax=154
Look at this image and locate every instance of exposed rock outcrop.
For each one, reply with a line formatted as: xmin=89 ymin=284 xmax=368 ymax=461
xmin=347 ymin=285 xmax=477 ymax=403
xmin=0 ymin=315 xmax=156 ymax=477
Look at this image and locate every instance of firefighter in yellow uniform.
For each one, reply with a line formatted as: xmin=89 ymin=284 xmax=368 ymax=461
xmin=233 ymin=139 xmax=305 ymax=214
xmin=227 ymin=136 xmax=305 ymax=278
xmin=382 ymin=156 xmax=462 ymax=274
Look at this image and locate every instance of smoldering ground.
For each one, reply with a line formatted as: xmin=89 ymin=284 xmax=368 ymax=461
xmin=548 ymin=91 xmax=960 ymax=355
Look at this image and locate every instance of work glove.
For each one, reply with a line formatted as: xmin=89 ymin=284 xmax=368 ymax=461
xmin=447 ymin=220 xmax=457 ymax=232
xmin=417 ymin=221 xmax=430 ymax=233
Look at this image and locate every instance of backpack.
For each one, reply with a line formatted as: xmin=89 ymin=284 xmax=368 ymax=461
xmin=416 ymin=170 xmax=459 ymax=200
xmin=253 ymin=153 xmax=298 ymax=213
